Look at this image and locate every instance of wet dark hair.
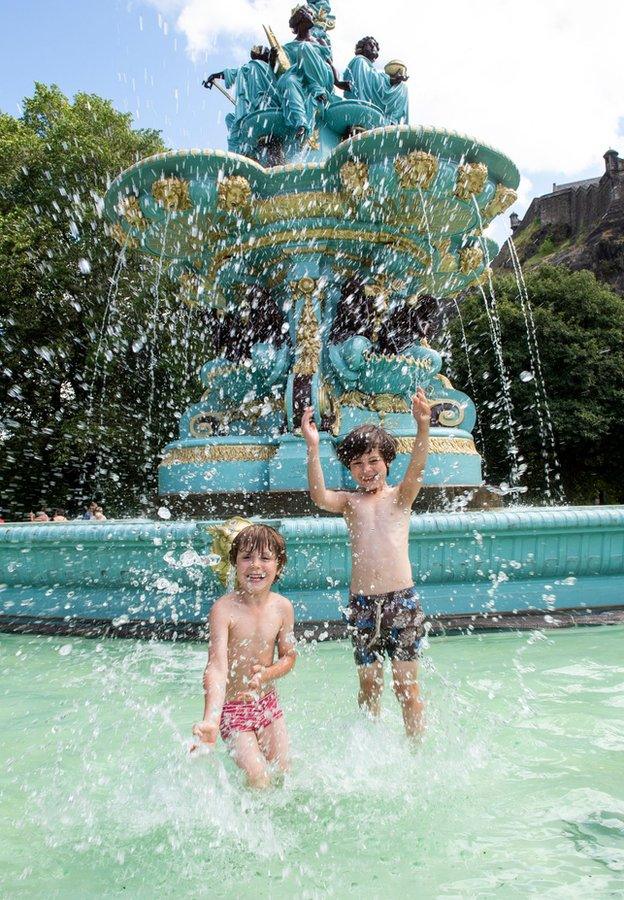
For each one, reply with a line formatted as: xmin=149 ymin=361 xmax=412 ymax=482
xmin=229 ymin=524 xmax=287 ymax=578
xmin=336 ymin=424 xmax=397 ymax=471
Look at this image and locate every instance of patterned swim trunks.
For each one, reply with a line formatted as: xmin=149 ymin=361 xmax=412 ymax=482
xmin=219 ymin=689 xmax=284 ymax=741
xmin=347 ymin=585 xmax=425 ymax=666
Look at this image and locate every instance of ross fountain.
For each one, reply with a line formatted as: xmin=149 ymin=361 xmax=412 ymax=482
xmin=1 ymin=4 xmax=623 ymax=634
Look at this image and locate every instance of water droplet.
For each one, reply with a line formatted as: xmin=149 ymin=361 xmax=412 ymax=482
xmin=59 ymin=644 xmax=72 ymax=656
xmin=520 ymin=370 xmax=534 ymax=382
xmin=78 ymin=258 xmax=91 ymax=274
xmin=157 ymin=506 xmax=171 ymax=520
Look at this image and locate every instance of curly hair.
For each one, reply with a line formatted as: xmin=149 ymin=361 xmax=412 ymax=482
xmin=336 ymin=424 xmax=397 ymax=471
xmin=355 ymin=36 xmax=379 ymax=55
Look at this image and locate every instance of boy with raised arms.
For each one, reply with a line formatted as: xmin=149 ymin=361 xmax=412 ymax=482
xmin=302 ymin=390 xmax=430 ymax=737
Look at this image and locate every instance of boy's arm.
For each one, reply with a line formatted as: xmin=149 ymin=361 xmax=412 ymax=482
xmin=301 ymin=407 xmax=348 ymax=514
xmin=192 ymin=601 xmax=229 ymax=745
xmin=245 ymin=600 xmax=296 ymax=695
xmin=396 ymin=389 xmax=431 ymax=507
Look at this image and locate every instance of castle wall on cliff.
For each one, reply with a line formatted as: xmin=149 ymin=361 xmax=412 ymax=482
xmin=511 ymin=149 xmax=624 ymax=238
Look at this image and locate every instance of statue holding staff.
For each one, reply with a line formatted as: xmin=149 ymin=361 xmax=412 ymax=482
xmin=203 ymin=46 xmax=280 ymax=153
xmin=343 ymin=36 xmax=409 ymax=125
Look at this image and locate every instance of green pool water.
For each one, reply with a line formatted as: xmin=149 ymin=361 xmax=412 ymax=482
xmin=2 ymin=626 xmax=624 ymax=897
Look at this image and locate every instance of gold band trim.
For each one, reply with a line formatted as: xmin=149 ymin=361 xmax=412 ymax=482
xmin=160 ymin=445 xmax=277 ymax=466
xmin=207 ymin=227 xmax=429 ymax=283
xmin=397 ymin=437 xmax=478 ymax=455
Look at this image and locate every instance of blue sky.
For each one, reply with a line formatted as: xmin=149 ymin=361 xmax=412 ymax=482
xmin=2 ymin=0 xmax=623 ymax=246
xmin=0 ymin=0 xmax=228 ymax=150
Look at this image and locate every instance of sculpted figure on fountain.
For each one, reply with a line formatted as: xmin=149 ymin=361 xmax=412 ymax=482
xmin=203 ymin=46 xmax=279 ymax=153
xmin=279 ymin=4 xmax=350 ymax=143
xmin=343 ymin=36 xmax=409 ymax=125
xmin=307 ymin=0 xmax=335 ymax=44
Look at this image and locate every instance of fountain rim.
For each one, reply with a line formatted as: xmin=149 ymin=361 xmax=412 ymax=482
xmin=104 ymin=123 xmax=521 ymax=221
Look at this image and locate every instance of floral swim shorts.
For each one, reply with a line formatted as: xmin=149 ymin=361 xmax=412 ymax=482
xmin=347 ymin=585 xmax=425 ymax=666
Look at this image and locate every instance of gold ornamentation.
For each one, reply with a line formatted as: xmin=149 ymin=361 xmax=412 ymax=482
xmin=290 ymin=276 xmax=317 ymax=299
xmin=430 ymin=398 xmax=465 ymax=427
xmin=367 ymin=350 xmax=433 ymax=370
xmin=396 ymin=436 xmax=478 ymax=455
xmin=205 ymin=227 xmax=430 ymax=286
xmin=178 ymin=271 xmax=202 ymax=307
xmin=482 ymin=185 xmax=518 ymax=220
xmin=473 ymin=266 xmax=492 ymax=287
xmin=394 ymin=151 xmax=438 ymax=190
xmin=293 ymin=293 xmax=321 ymax=375
xmin=308 ymin=129 xmax=320 ymax=151
xmin=118 ymin=195 xmax=146 ymax=229
xmin=435 ymin=373 xmax=454 ymax=390
xmin=364 ymin=276 xmax=405 ymax=342
xmin=339 ymin=391 xmax=410 ymax=414
xmin=253 ymin=191 xmax=347 ymax=225
xmin=318 ymin=381 xmax=341 ymax=435
xmin=384 ymin=60 xmax=408 ymax=78
xmin=339 ymin=160 xmax=369 ymax=197
xmin=159 ymin=444 xmax=277 ymax=466
xmin=455 ymin=163 xmax=488 ymax=201
xmin=217 ymin=175 xmax=252 ymax=212
xmin=151 ymin=176 xmax=192 ymax=211
xmin=459 ymin=245 xmax=484 ymax=274
xmin=108 ymin=222 xmax=137 ymax=248
xmin=436 ymin=238 xmax=458 ymax=273
xmin=206 ymin=516 xmax=254 ymax=586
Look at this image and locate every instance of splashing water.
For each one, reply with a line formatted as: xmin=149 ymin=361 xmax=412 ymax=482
xmin=2 ymin=628 xmax=623 ymax=895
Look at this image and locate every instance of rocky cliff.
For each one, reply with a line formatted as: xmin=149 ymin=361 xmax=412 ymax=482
xmin=494 ymin=149 xmax=624 ymax=295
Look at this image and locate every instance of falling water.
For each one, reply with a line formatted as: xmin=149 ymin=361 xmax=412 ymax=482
xmin=146 ymin=213 xmax=172 ymax=436
xmin=451 ymin=298 xmax=488 ymax=470
xmin=507 ymin=236 xmax=566 ymax=503
xmin=471 ymin=198 xmax=522 ymax=487
xmin=86 ymin=239 xmax=129 ymax=420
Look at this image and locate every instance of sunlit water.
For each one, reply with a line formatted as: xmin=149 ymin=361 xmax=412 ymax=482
xmin=2 ymin=627 xmax=624 ymax=896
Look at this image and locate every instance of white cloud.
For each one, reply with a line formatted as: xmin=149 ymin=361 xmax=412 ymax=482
xmin=143 ymin=0 xmax=623 ymax=177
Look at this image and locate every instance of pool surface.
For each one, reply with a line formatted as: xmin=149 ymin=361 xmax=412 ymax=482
xmin=2 ymin=627 xmax=624 ymax=896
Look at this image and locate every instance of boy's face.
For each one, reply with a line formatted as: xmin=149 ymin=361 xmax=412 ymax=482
xmin=349 ymin=448 xmax=387 ymax=491
xmin=235 ymin=545 xmax=280 ymax=594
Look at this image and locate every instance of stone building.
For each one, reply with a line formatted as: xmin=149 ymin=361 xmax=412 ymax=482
xmin=510 ymin=149 xmax=623 ymax=238
xmin=496 ymin=149 xmax=624 ymax=294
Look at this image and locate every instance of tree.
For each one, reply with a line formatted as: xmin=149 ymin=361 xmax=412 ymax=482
xmin=0 ymin=84 xmax=210 ymax=518
xmin=447 ymin=266 xmax=624 ymax=503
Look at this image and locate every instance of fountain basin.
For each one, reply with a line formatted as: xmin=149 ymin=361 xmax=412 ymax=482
xmin=1 ymin=507 xmax=622 ymax=631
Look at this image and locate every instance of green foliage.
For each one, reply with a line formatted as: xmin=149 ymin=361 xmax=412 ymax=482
xmin=448 ymin=267 xmax=624 ymax=503
xmin=0 ymin=84 xmax=210 ymax=518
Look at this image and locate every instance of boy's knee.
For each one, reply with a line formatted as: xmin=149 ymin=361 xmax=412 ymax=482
xmin=393 ymin=680 xmax=421 ymax=704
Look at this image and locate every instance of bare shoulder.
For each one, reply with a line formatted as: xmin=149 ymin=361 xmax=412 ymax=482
xmin=209 ymin=593 xmax=235 ymax=620
xmin=270 ymin=591 xmax=294 ymax=614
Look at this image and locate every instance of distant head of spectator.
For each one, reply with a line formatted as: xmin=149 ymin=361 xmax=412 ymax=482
xmin=83 ymin=500 xmax=99 ymax=520
xmin=93 ymin=506 xmax=107 ymax=521
xmin=52 ymin=508 xmax=68 ymax=522
xmin=29 ymin=510 xmax=50 ymax=522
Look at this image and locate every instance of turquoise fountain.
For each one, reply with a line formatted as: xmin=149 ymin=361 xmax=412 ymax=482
xmin=1 ymin=4 xmax=623 ymax=633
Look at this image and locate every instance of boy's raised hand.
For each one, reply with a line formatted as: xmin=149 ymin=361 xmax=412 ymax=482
xmin=411 ymin=388 xmax=431 ymax=429
xmin=301 ymin=406 xmax=319 ymax=448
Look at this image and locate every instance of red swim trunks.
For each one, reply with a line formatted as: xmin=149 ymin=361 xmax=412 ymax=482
xmin=219 ymin=689 xmax=284 ymax=741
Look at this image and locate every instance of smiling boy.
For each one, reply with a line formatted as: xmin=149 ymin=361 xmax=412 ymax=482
xmin=192 ymin=524 xmax=296 ymax=787
xmin=301 ymin=389 xmax=430 ymax=737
